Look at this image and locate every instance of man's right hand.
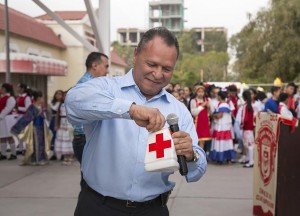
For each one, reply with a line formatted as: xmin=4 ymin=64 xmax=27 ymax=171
xmin=128 ymin=104 xmax=165 ymax=132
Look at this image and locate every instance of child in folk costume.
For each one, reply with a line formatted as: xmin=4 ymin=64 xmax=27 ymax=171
xmin=209 ymin=89 xmax=236 ymax=163
xmin=54 ymin=91 xmax=74 ymax=165
xmin=278 ymin=93 xmax=294 ymax=120
xmin=190 ymin=86 xmax=211 ymax=149
xmin=48 ymin=90 xmax=63 ymax=160
xmin=11 ymin=91 xmax=52 ymax=166
xmin=0 ymin=83 xmax=18 ymax=160
xmin=16 ymin=83 xmax=32 ymax=154
xmin=240 ymin=90 xmax=255 ymax=168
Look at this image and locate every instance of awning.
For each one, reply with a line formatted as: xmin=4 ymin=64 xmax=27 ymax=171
xmin=0 ymin=53 xmax=67 ymax=76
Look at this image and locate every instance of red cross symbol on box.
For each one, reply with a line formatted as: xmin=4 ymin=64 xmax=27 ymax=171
xmin=149 ymin=133 xmax=172 ymax=159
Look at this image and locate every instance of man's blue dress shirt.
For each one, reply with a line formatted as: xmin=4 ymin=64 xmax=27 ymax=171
xmin=73 ymin=72 xmax=94 ymax=135
xmin=65 ymin=70 xmax=207 ymax=202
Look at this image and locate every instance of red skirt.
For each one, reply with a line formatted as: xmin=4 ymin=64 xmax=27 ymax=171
xmin=195 ymin=108 xmax=211 ymax=141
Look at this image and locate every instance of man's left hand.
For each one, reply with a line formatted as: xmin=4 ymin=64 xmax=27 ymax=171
xmin=172 ymin=131 xmax=193 ymax=161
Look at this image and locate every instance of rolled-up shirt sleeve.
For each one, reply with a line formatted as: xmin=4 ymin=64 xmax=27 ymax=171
xmin=180 ymin=110 xmax=207 ymax=182
xmin=65 ymin=77 xmax=133 ymax=125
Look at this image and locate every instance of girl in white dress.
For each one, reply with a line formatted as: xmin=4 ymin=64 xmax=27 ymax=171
xmin=0 ymin=83 xmax=17 ymax=160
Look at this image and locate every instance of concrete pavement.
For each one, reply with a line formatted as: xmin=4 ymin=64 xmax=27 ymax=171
xmin=0 ymin=158 xmax=253 ymax=216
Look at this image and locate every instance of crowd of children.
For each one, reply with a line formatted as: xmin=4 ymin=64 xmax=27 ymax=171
xmin=166 ymin=81 xmax=300 ymax=168
xmin=0 ymin=83 xmax=74 ymax=166
xmin=1 ymin=81 xmax=299 ymax=168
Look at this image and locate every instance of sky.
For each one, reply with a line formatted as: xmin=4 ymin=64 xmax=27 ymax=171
xmin=1 ymin=0 xmax=270 ymax=41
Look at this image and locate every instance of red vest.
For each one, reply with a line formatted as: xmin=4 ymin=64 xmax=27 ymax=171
xmin=0 ymin=95 xmax=14 ymax=115
xmin=17 ymin=95 xmax=29 ymax=114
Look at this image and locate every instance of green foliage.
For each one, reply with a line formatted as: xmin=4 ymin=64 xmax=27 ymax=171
xmin=230 ymin=0 xmax=300 ymax=83
xmin=177 ymin=30 xmax=198 ymax=54
xmin=111 ymin=41 xmax=134 ymax=72
xmin=173 ymin=30 xmax=229 ymax=86
xmin=173 ymin=51 xmax=229 ymax=86
xmin=204 ymin=31 xmax=228 ymax=52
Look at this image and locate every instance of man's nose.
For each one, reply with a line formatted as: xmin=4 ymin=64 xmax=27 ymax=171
xmin=153 ymin=67 xmax=163 ymax=79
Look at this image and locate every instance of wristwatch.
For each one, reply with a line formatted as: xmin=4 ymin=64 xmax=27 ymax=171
xmin=188 ymin=150 xmax=200 ymax=162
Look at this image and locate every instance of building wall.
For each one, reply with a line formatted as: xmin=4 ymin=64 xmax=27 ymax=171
xmin=47 ymin=47 xmax=88 ymax=101
xmin=0 ymin=32 xmax=64 ymax=58
xmin=0 ymin=32 xmax=65 ymax=104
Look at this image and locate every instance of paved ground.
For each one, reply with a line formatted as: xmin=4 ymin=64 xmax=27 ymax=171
xmin=0 ymin=157 xmax=253 ymax=216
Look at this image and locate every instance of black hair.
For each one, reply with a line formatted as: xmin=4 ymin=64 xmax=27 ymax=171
xmin=218 ymin=90 xmax=228 ymax=100
xmin=242 ymin=90 xmax=253 ymax=112
xmin=270 ymin=86 xmax=281 ymax=95
xmin=228 ymin=85 xmax=238 ymax=92
xmin=85 ymin=52 xmax=108 ymax=70
xmin=136 ymin=27 xmax=179 ymax=59
xmin=18 ymin=83 xmax=32 ymax=97
xmin=194 ymin=82 xmax=203 ymax=87
xmin=32 ymin=90 xmax=43 ymax=101
xmin=51 ymin=90 xmax=64 ymax=105
xmin=249 ymin=88 xmax=257 ymax=96
xmin=1 ymin=83 xmax=15 ymax=97
xmin=279 ymin=92 xmax=289 ymax=102
xmin=256 ymin=91 xmax=267 ymax=101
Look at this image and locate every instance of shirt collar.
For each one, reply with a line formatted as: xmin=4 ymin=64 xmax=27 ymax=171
xmin=85 ymin=72 xmax=94 ymax=79
xmin=120 ymin=69 xmax=171 ymax=103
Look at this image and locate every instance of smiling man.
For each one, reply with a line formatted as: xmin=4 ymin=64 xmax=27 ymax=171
xmin=65 ymin=27 xmax=207 ymax=216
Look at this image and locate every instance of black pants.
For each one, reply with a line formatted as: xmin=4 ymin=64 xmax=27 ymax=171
xmin=74 ymin=185 xmax=169 ymax=216
xmin=72 ymin=134 xmax=86 ymax=189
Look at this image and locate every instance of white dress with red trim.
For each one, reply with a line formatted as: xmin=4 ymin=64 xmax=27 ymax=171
xmin=55 ymin=103 xmax=74 ymax=155
xmin=0 ymin=94 xmax=17 ymax=138
xmin=209 ymin=102 xmax=235 ymax=162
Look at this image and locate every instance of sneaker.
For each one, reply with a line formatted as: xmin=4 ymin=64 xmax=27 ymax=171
xmin=8 ymin=155 xmax=17 ymax=160
xmin=16 ymin=150 xmax=23 ymax=155
xmin=238 ymin=155 xmax=246 ymax=163
xmin=38 ymin=161 xmax=48 ymax=166
xmin=50 ymin=155 xmax=57 ymax=161
xmin=241 ymin=160 xmax=249 ymax=165
xmin=0 ymin=155 xmax=7 ymax=160
xmin=243 ymin=163 xmax=254 ymax=168
xmin=62 ymin=160 xmax=68 ymax=165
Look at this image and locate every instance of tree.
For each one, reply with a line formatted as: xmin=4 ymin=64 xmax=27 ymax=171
xmin=111 ymin=41 xmax=134 ymax=72
xmin=204 ymin=31 xmax=228 ymax=52
xmin=230 ymin=0 xmax=300 ymax=83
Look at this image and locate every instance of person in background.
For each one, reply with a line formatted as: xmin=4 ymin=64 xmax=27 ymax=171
xmin=256 ymin=87 xmax=267 ymax=112
xmin=188 ymin=82 xmax=204 ymax=111
xmin=249 ymin=88 xmax=262 ymax=117
xmin=72 ymin=52 xmax=109 ymax=189
xmin=209 ymin=89 xmax=235 ymax=164
xmin=0 ymin=83 xmax=17 ymax=160
xmin=49 ymin=90 xmax=64 ymax=160
xmin=16 ymin=83 xmax=32 ymax=155
xmin=11 ymin=91 xmax=51 ymax=166
xmin=164 ymin=83 xmax=173 ymax=93
xmin=172 ymin=91 xmax=188 ymax=107
xmin=55 ymin=91 xmax=74 ymax=165
xmin=228 ymin=85 xmax=240 ymax=119
xmin=264 ymin=86 xmax=281 ymax=113
xmin=284 ymin=82 xmax=297 ymax=116
xmin=190 ymin=86 xmax=211 ymax=149
xmin=278 ymin=93 xmax=294 ymax=120
xmin=173 ymin=83 xmax=181 ymax=93
xmin=240 ymin=90 xmax=255 ymax=168
xmin=183 ymin=86 xmax=192 ymax=106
